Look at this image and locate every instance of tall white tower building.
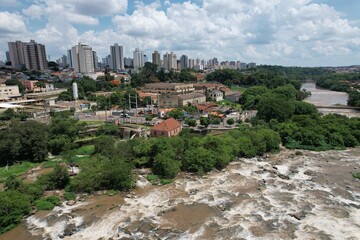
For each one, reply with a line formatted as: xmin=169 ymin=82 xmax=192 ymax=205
xmin=163 ymin=52 xmax=177 ymax=70
xmin=133 ymin=48 xmax=144 ymax=70
xmin=71 ymin=43 xmax=95 ymax=74
xmin=110 ymin=43 xmax=124 ymax=70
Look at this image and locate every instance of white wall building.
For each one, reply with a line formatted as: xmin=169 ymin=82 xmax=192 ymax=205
xmin=133 ymin=48 xmax=144 ymax=70
xmin=163 ymin=52 xmax=177 ymax=70
xmin=71 ymin=43 xmax=95 ymax=74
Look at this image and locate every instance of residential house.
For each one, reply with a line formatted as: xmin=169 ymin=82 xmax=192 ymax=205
xmin=0 ymin=84 xmax=21 ymax=101
xmin=221 ymin=88 xmax=241 ymax=103
xmin=178 ymin=92 xmax=206 ymax=106
xmin=209 ymin=90 xmax=223 ymax=102
xmin=150 ymin=118 xmax=182 ymax=137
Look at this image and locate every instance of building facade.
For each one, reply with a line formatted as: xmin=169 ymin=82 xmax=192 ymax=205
xmin=152 ymin=50 xmax=161 ymax=69
xmin=163 ymin=52 xmax=177 ymax=70
xmin=22 ymin=40 xmax=47 ymax=71
xmin=110 ymin=43 xmax=124 ymax=70
xmin=178 ymin=92 xmax=206 ymax=106
xmin=71 ymin=43 xmax=95 ymax=74
xmin=133 ymin=48 xmax=144 ymax=69
xmin=150 ymin=118 xmax=182 ymax=138
xmin=144 ymin=83 xmax=195 ymax=95
xmin=180 ymin=55 xmax=188 ymax=70
xmin=0 ymin=84 xmax=21 ymax=100
xmin=8 ymin=41 xmax=26 ymax=69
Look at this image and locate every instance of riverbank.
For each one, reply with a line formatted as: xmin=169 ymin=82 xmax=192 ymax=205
xmin=1 ymin=148 xmax=359 ymax=240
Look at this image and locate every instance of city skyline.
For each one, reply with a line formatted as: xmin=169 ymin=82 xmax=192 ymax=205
xmin=0 ymin=0 xmax=360 ymax=67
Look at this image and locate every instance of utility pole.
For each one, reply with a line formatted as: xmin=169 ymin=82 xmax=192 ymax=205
xmin=128 ymin=93 xmax=138 ymax=116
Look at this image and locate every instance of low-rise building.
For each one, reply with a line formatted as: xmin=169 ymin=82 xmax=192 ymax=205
xmin=193 ymin=83 xmax=225 ymax=94
xmin=150 ymin=118 xmax=182 ymax=137
xmin=158 ymin=94 xmax=179 ymax=108
xmin=21 ymin=80 xmax=37 ymax=92
xmin=144 ymin=83 xmax=195 ymax=95
xmin=209 ymin=90 xmax=223 ymax=102
xmin=0 ymin=84 xmax=22 ymax=101
xmin=178 ymin=92 xmax=206 ymax=106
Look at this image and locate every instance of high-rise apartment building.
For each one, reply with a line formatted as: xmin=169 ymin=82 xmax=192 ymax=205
xmin=71 ymin=42 xmax=95 ymax=74
xmin=163 ymin=52 xmax=177 ymax=70
xmin=152 ymin=50 xmax=161 ymax=68
xmin=22 ymin=40 xmax=47 ymax=71
xmin=110 ymin=43 xmax=124 ymax=70
xmin=124 ymin=57 xmax=133 ymax=68
xmin=133 ymin=48 xmax=144 ymax=69
xmin=5 ymin=51 xmax=10 ymax=63
xmin=8 ymin=41 xmax=25 ymax=69
xmin=67 ymin=49 xmax=73 ymax=68
xmin=180 ymin=55 xmax=188 ymax=70
xmin=61 ymin=55 xmax=67 ymax=67
xmin=8 ymin=40 xmax=47 ymax=71
xmin=93 ymin=51 xmax=99 ymax=69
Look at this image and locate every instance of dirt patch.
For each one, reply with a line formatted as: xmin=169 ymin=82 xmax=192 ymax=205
xmin=161 ymin=203 xmax=218 ymax=233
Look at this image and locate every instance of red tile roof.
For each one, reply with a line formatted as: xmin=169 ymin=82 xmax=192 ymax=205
xmin=151 ymin=118 xmax=181 ymax=132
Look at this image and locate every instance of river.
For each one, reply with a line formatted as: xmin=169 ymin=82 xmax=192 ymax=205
xmin=301 ymin=81 xmax=360 ymax=117
xmin=1 ymin=148 xmax=360 ymax=240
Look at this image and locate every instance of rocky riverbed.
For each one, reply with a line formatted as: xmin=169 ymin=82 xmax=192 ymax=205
xmin=1 ymin=148 xmax=360 ymax=240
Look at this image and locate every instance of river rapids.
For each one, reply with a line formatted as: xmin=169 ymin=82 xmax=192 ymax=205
xmin=1 ymin=148 xmax=360 ymax=240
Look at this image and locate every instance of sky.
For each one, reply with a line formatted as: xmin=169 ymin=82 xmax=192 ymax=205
xmin=0 ymin=0 xmax=359 ymax=67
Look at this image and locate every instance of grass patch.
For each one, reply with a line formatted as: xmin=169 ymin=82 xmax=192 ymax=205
xmin=353 ymin=172 xmax=360 ymax=180
xmin=63 ymin=192 xmax=76 ymax=200
xmin=0 ymin=161 xmax=38 ymax=183
xmin=106 ymin=190 xmax=119 ymax=196
xmin=160 ymin=179 xmax=172 ymax=185
xmin=146 ymin=174 xmax=172 ymax=185
xmin=231 ymin=86 xmax=247 ymax=94
xmin=35 ymin=196 xmax=61 ymax=210
xmin=217 ymin=100 xmax=242 ymax=110
xmin=72 ymin=145 xmax=95 ymax=155
xmin=42 ymin=160 xmax=63 ymax=168
xmin=146 ymin=174 xmax=159 ymax=181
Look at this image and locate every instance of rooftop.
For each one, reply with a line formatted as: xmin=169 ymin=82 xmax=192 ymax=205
xmin=151 ymin=118 xmax=181 ymax=132
xmin=178 ymin=92 xmax=205 ymax=100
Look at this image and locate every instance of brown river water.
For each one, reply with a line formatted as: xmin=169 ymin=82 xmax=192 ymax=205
xmin=301 ymin=82 xmax=360 ymax=118
xmin=1 ymin=148 xmax=360 ymax=240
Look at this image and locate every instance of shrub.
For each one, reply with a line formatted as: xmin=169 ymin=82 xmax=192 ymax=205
xmin=63 ymin=192 xmax=76 ymax=201
xmin=35 ymin=196 xmax=61 ymax=211
xmin=0 ymin=191 xmax=31 ymax=234
xmin=226 ymin=118 xmax=235 ymax=125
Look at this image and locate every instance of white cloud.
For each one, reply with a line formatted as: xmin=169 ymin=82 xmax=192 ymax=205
xmin=0 ymin=11 xmax=27 ymax=35
xmin=1 ymin=0 xmax=360 ymax=66
xmin=61 ymin=0 xmax=128 ymax=15
xmin=22 ymin=5 xmax=43 ymax=19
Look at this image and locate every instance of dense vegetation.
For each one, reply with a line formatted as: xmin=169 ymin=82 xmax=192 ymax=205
xmin=270 ymin=114 xmax=360 ymax=151
xmin=206 ymin=65 xmax=330 ymax=88
xmin=0 ymin=113 xmax=86 ymax=166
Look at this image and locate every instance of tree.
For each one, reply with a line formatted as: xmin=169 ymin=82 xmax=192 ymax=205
xmin=257 ymin=94 xmax=295 ymax=122
xmin=185 ymin=118 xmax=197 ymax=127
xmin=293 ymin=101 xmax=318 ymax=115
xmin=47 ymin=61 xmax=59 ymax=71
xmin=0 ymin=191 xmax=31 ymax=234
xmin=94 ymin=136 xmax=116 ymax=158
xmin=153 ymin=149 xmax=181 ymax=178
xmin=35 ymin=81 xmax=46 ymax=88
xmin=200 ymin=117 xmax=210 ymax=127
xmin=38 ymin=164 xmax=70 ymax=190
xmin=226 ymin=118 xmax=235 ymax=125
xmin=5 ymin=79 xmax=25 ymax=93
